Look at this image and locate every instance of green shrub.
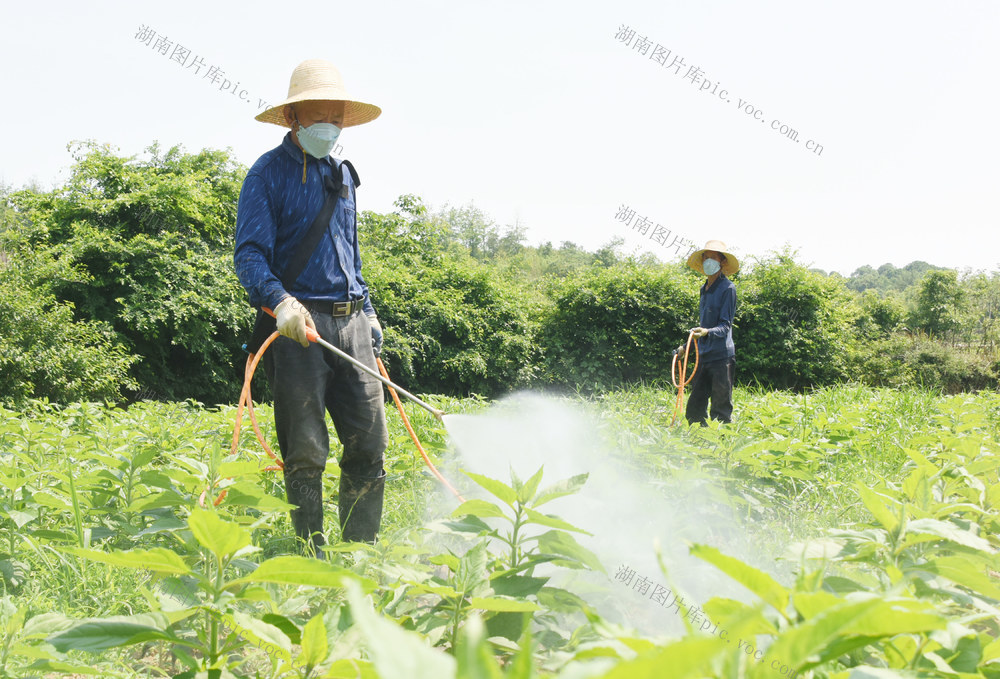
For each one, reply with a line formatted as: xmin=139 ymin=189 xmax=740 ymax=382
xmin=850 ymin=333 xmax=998 ymax=393
xmin=6 ymin=142 xmax=252 ymax=405
xmin=0 ymin=246 xmax=137 ymax=406
xmin=735 ymin=251 xmax=858 ymax=389
xmin=359 ymin=198 xmax=541 ymax=397
xmin=540 ymin=263 xmax=697 ymax=391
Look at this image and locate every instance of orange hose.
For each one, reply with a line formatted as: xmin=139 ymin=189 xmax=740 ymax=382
xmin=670 ymin=332 xmax=699 ymax=426
xmin=377 ymin=358 xmax=465 ymax=502
xmin=199 ymin=328 xmax=462 ymax=507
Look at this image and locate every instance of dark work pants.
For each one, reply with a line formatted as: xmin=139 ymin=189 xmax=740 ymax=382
xmin=262 ymin=308 xmax=388 ymax=481
xmin=685 ymin=357 xmax=735 ymax=425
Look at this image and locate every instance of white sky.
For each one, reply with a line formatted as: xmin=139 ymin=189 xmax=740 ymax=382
xmin=2 ymin=0 xmax=998 ymax=275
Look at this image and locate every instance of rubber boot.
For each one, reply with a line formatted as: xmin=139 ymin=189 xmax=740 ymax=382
xmin=338 ymin=470 xmax=386 ymax=544
xmin=285 ymin=473 xmax=326 ymax=560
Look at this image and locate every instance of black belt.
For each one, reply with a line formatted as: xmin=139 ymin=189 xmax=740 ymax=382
xmin=305 ymin=298 xmax=365 ymax=317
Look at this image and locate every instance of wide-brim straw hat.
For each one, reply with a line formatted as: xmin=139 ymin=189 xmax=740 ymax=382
xmin=687 ymin=239 xmax=740 ymax=276
xmin=255 ymin=59 xmax=381 ymax=128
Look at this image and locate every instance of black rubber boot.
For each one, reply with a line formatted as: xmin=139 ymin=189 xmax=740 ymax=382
xmin=285 ymin=473 xmax=326 ymax=559
xmin=338 ymin=470 xmax=386 ymax=544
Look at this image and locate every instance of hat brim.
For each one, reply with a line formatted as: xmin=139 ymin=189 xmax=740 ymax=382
xmin=255 ymin=93 xmax=382 ymax=128
xmin=686 ymin=249 xmax=740 ymax=276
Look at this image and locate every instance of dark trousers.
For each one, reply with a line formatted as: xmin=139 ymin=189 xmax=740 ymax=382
xmin=262 ymin=309 xmax=388 ymax=480
xmin=685 ymin=357 xmax=735 ymax=425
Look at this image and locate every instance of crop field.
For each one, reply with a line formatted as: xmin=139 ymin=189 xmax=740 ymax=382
xmin=1 ymin=384 xmax=999 ymax=678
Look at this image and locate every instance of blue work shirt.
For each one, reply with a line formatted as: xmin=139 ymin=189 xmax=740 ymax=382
xmin=697 ymin=273 xmax=737 ymax=362
xmin=233 ymin=132 xmax=375 ymax=315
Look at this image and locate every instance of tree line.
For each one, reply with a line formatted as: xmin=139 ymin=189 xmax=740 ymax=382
xmin=1 ymin=142 xmax=997 ymax=407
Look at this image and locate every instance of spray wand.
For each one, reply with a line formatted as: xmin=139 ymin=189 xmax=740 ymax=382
xmin=260 ymin=307 xmax=445 ymax=421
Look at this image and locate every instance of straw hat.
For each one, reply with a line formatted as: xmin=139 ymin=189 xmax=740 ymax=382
xmin=686 ymin=239 xmax=740 ymax=275
xmin=255 ymin=59 xmax=381 ymax=128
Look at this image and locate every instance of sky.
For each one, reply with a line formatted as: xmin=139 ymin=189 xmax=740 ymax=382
xmin=2 ymin=0 xmax=998 ymax=275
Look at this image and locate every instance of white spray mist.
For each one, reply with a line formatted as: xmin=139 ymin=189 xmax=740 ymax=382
xmin=437 ymin=392 xmax=789 ymax=637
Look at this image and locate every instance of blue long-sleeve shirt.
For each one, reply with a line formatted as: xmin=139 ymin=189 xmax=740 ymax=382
xmin=233 ymin=132 xmax=375 ymax=315
xmin=697 ymin=273 xmax=736 ymax=362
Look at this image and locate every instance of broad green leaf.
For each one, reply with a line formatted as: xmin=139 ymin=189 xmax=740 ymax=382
xmin=902 ymin=518 xmax=995 ymax=553
xmin=65 ymin=547 xmax=191 ymax=575
xmin=297 ymin=613 xmax=328 ymax=668
xmin=2 ymin=509 xmax=34 ymax=528
xmin=534 ymin=530 xmax=605 ymax=573
xmin=440 ymin=516 xmax=495 ymax=535
xmin=223 ymin=612 xmax=292 ymax=661
xmin=747 ymin=597 xmax=945 ymax=678
xmin=518 ymin=467 xmax=545 ymax=506
xmin=188 ymin=508 xmax=250 ymax=560
xmin=523 ymin=507 xmax=590 ymax=534
xmin=456 ymin=541 xmax=491 ymax=595
xmin=21 ymin=612 xmax=75 ymax=639
xmin=912 ymin=555 xmax=1000 ymax=600
xmin=792 ymin=591 xmax=842 ymax=619
xmin=468 ymin=597 xmax=539 ymax=612
xmin=219 ymin=460 xmax=266 ymax=478
xmin=262 ymin=613 xmax=301 ymax=645
xmin=127 ymin=490 xmax=188 ymax=512
xmin=130 ymin=447 xmax=158 ymax=469
xmin=227 ymin=556 xmax=376 ymax=592
xmin=856 ymin=485 xmax=901 ymax=534
xmin=451 ymin=499 xmax=507 ymax=519
xmin=691 ymin=544 xmax=789 ymax=615
xmin=407 ymin=582 xmax=462 ymax=598
xmin=346 ymin=581 xmax=456 ymax=679
xmin=464 ymin=471 xmax=517 ymax=507
xmin=532 ymin=473 xmax=588 ymax=508
xmin=24 ymin=660 xmax=103 ymax=675
xmin=223 ymin=482 xmax=295 ymax=512
xmin=597 ymin=637 xmax=727 ymax=679
xmin=490 ymin=573 xmax=548 ymax=598
xmin=47 ymin=613 xmax=174 ymax=652
xmin=323 ymin=658 xmax=378 ymax=678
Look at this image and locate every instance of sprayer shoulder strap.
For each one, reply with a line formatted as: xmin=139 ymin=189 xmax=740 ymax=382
xmin=279 ymin=159 xmax=360 ymax=290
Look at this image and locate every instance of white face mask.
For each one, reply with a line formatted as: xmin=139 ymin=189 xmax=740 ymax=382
xmin=296 ymin=121 xmax=342 ymax=158
xmin=702 ymin=258 xmax=721 ymax=276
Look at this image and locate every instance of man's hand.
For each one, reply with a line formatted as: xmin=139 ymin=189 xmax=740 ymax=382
xmin=275 ymin=296 xmax=316 ymax=348
xmin=690 ymin=327 xmax=709 ymax=338
xmin=367 ymin=314 xmax=383 ymax=357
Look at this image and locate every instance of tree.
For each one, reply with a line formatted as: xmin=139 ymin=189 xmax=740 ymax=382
xmin=911 ymin=270 xmax=965 ymax=338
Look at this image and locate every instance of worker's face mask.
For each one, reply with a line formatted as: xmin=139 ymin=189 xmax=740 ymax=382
xmin=702 ymin=258 xmax=721 ymax=276
xmin=296 ymin=121 xmax=342 ymax=159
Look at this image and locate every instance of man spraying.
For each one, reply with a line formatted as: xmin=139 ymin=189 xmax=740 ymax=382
xmin=233 ymin=59 xmax=388 ymax=556
xmin=680 ymin=240 xmax=739 ymax=425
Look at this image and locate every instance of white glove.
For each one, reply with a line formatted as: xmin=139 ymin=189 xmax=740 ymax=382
xmin=690 ymin=327 xmax=709 ymax=338
xmin=275 ymin=296 xmax=316 ymax=348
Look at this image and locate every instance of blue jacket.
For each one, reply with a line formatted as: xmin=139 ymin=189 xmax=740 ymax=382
xmin=233 ymin=132 xmax=375 ymax=315
xmin=697 ymin=274 xmax=736 ymax=362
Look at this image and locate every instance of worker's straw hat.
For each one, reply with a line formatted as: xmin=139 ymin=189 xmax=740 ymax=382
xmin=687 ymin=240 xmax=740 ymax=275
xmin=255 ymin=59 xmax=381 ymax=128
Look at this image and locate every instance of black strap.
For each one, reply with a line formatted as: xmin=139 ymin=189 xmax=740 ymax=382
xmin=280 ymin=173 xmax=340 ymax=290
xmin=279 ymin=160 xmax=361 ymax=288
